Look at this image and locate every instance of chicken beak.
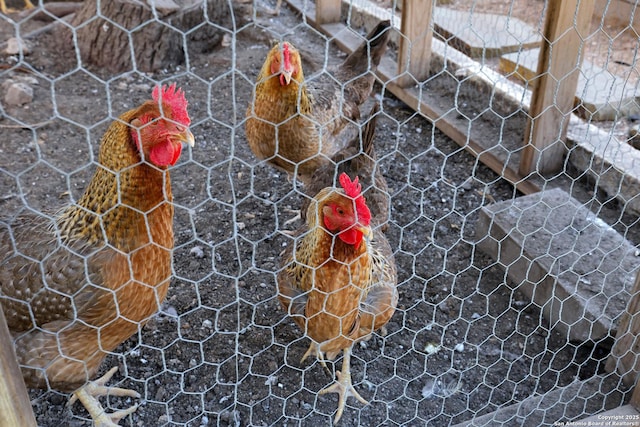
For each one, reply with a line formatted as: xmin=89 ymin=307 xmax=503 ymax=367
xmin=178 ymin=129 xmax=196 ymax=147
xmin=358 ymin=224 xmax=373 ymax=242
xmin=281 ymin=69 xmax=292 ymax=85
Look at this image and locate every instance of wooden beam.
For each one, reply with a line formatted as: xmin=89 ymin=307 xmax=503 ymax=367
xmin=316 ymin=0 xmax=341 ymax=24
xmin=633 ymin=383 xmax=640 ymax=411
xmin=519 ymin=0 xmax=595 ymax=176
xmin=607 ymin=269 xmax=640 ymax=388
xmin=0 ymin=305 xmax=37 ymax=427
xmin=397 ymin=0 xmax=433 ymax=87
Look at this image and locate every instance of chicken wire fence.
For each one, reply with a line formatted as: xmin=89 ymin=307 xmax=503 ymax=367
xmin=1 ymin=0 xmax=640 ymax=426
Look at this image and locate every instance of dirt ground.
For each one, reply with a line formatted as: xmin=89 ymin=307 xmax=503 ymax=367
xmin=0 ymin=0 xmax=638 ymax=426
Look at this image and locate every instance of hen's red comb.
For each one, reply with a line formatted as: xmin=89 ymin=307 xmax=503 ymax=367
xmin=282 ymin=42 xmax=292 ymax=70
xmin=339 ymin=173 xmax=371 ymax=225
xmin=152 ymin=83 xmax=191 ymax=127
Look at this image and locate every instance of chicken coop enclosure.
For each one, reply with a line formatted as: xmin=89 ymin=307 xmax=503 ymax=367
xmin=1 ymin=0 xmax=640 ymax=425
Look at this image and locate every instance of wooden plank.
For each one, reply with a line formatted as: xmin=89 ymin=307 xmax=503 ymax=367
xmin=285 ymin=0 xmax=539 ymax=195
xmin=632 ymin=382 xmax=640 ymax=411
xmin=607 ymin=270 xmax=640 ymax=388
xmin=0 ymin=305 xmax=37 ymax=427
xmin=316 ymin=0 xmax=341 ymax=24
xmin=396 ymin=0 xmax=433 ymax=87
xmin=519 ymin=0 xmax=595 ymax=176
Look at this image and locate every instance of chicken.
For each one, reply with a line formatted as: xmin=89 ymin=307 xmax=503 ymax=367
xmin=245 ymin=20 xmax=391 ymax=186
xmin=299 ymin=103 xmax=390 ymax=232
xmin=278 ymin=140 xmax=397 ymax=425
xmin=0 ymin=83 xmax=194 ymax=426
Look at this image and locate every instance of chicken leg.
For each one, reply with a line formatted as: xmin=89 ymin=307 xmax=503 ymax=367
xmin=68 ymin=367 xmax=140 ymax=427
xmin=319 ymin=347 xmax=368 ymax=423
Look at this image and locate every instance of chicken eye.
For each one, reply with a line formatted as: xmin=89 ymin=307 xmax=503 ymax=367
xmin=336 ymin=207 xmax=345 ymax=216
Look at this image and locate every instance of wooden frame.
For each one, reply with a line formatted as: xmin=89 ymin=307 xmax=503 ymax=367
xmin=519 ymin=0 xmax=595 ymax=175
xmin=397 ymin=0 xmax=433 ymax=88
xmin=0 ymin=306 xmax=37 ymax=427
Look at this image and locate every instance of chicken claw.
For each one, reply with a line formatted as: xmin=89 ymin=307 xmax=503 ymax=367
xmin=69 ymin=366 xmax=140 ymax=427
xmin=301 ymin=342 xmax=322 ymax=364
xmin=319 ymin=348 xmax=368 ymax=423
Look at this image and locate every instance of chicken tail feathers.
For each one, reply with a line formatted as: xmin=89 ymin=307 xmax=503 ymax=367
xmin=343 ymin=20 xmax=391 ymax=72
xmin=361 ymin=103 xmax=380 ymax=160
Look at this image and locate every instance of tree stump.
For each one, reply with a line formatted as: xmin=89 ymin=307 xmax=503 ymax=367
xmin=68 ymin=0 xmax=231 ymax=73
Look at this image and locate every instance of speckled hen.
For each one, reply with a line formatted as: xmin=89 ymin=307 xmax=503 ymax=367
xmin=0 ymin=83 xmax=194 ymax=426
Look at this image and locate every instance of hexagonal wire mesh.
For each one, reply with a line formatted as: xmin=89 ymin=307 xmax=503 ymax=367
xmin=1 ymin=0 xmax=639 ymax=425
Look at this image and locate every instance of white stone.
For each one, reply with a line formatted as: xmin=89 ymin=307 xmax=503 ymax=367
xmin=5 ymin=37 xmax=29 ymax=55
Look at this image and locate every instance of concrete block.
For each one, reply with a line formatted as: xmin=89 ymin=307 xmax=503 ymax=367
xmin=432 ymin=7 xmax=541 ymax=58
xmin=476 ymin=188 xmax=640 ymax=342
xmin=450 ymin=374 xmax=627 ymax=427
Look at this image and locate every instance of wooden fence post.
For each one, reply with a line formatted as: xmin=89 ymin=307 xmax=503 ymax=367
xmin=519 ymin=0 xmax=594 ymax=176
xmin=0 ymin=305 xmax=37 ymax=427
xmin=397 ymin=0 xmax=433 ymax=87
xmin=606 ymin=269 xmax=640 ymax=387
xmin=316 ymin=0 xmax=341 ymax=24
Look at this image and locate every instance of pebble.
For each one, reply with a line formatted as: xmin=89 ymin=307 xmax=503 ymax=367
xmin=5 ymin=37 xmax=29 ymax=55
xmin=4 ymin=81 xmax=33 ymax=106
xmin=190 ymin=245 xmax=205 ymax=258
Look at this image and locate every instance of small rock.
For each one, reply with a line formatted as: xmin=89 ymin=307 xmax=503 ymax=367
xmin=221 ymin=33 xmax=232 ymax=47
xmin=190 ymin=245 xmax=205 ymax=258
xmin=424 ymin=342 xmax=441 ymax=355
xmin=163 ymin=305 xmax=178 ymax=317
xmin=4 ymin=82 xmax=33 ymax=106
xmin=5 ymin=37 xmax=29 ymax=55
xmin=454 ymin=343 xmax=465 ymax=352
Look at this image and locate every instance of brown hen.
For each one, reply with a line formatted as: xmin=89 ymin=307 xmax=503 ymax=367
xmin=278 ymin=163 xmax=397 ymax=422
xmin=245 ymin=20 xmax=391 ymax=185
xmin=300 ymin=103 xmax=390 ymax=231
xmin=0 ymin=83 xmax=194 ymax=426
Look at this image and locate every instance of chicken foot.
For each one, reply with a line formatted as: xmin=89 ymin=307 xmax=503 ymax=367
xmin=68 ymin=366 xmax=140 ymax=427
xmin=301 ymin=341 xmax=335 ymax=377
xmin=319 ymin=347 xmax=368 ymax=423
